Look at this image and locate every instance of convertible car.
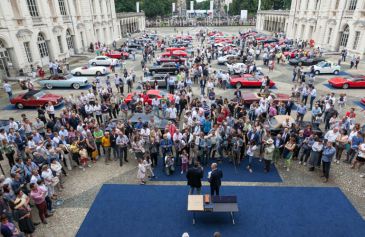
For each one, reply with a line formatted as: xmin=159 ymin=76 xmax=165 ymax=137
xmin=241 ymin=92 xmax=290 ymax=105
xmin=229 ymin=74 xmax=275 ymax=89
xmin=268 ymin=115 xmax=323 ymax=137
xmin=10 ymin=90 xmax=63 ymax=109
xmin=124 ymin=90 xmax=174 ymax=105
xmin=289 ymin=57 xmax=325 ymax=66
xmin=71 ymin=65 xmax=109 ymax=76
xmin=38 ymin=74 xmax=89 ymax=89
xmin=328 ymin=75 xmax=365 ymax=89
xmin=89 ymin=56 xmax=119 ymax=66
xmin=105 ymin=51 xmax=129 ymax=60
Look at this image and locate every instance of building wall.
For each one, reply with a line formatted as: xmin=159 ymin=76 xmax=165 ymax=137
xmin=256 ymin=0 xmax=365 ymax=58
xmin=0 ymin=0 xmax=121 ymax=77
xmin=117 ymin=12 xmax=146 ymax=37
xmin=286 ymin=0 xmax=365 ymax=58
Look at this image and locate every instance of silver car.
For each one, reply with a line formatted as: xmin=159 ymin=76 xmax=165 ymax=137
xmin=142 ymin=74 xmax=176 ymax=88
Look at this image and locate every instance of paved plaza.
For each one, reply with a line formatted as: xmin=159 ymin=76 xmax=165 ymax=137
xmin=1 ymin=26 xmax=365 ymax=237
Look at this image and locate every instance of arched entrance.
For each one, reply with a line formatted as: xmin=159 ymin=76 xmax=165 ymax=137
xmin=339 ymin=24 xmax=350 ymax=48
xmin=66 ymin=29 xmax=75 ymax=55
xmin=37 ymin=33 xmax=50 ymax=65
xmin=0 ymin=39 xmax=11 ymax=77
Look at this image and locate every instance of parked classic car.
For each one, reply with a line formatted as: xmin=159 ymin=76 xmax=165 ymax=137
xmin=229 ymin=74 xmax=275 ymax=89
xmin=105 ymin=51 xmax=129 ymax=60
xmin=10 ymin=90 xmax=63 ymax=109
xmin=241 ymin=92 xmax=290 ymax=105
xmin=89 ymin=56 xmax=119 ymax=66
xmin=268 ymin=115 xmax=323 ymax=137
xmin=156 ymin=55 xmax=187 ymax=65
xmin=149 ymin=63 xmax=184 ymax=75
xmin=142 ymin=74 xmax=176 ymax=88
xmin=124 ymin=90 xmax=174 ymax=105
xmin=227 ymin=63 xmax=247 ymax=75
xmin=217 ymin=54 xmax=241 ymax=65
xmin=71 ymin=65 xmax=109 ymax=76
xmin=37 ymin=74 xmax=89 ymax=89
xmin=311 ymin=61 xmax=341 ymax=75
xmin=289 ymin=57 xmax=325 ymax=66
xmin=328 ymin=75 xmax=365 ymax=89
xmin=361 ymin=97 xmax=365 ymax=106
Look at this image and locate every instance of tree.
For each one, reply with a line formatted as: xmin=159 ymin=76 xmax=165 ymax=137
xmin=115 ymin=0 xmax=137 ymax=12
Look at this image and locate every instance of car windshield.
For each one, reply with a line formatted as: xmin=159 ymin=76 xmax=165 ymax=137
xmin=65 ymin=74 xmax=73 ymax=79
xmin=269 ymin=117 xmax=278 ymax=127
xmin=33 ymin=91 xmax=46 ymax=99
xmin=317 ymin=61 xmax=327 ymax=66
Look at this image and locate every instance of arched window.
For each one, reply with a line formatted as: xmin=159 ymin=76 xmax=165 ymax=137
xmin=27 ymin=0 xmax=39 ymax=17
xmin=37 ymin=33 xmax=49 ymax=58
xmin=0 ymin=40 xmax=11 ymax=77
xmin=339 ymin=25 xmax=350 ymax=47
xmin=66 ymin=29 xmax=74 ymax=49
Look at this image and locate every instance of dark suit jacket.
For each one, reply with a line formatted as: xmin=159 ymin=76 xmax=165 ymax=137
xmin=186 ymin=167 xmax=203 ymax=188
xmin=209 ymin=169 xmax=223 ymax=187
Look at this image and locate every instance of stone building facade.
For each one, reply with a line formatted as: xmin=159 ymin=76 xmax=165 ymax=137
xmin=256 ymin=0 xmax=365 ymax=58
xmin=0 ymin=0 xmax=138 ymax=78
xmin=117 ymin=12 xmax=145 ymax=37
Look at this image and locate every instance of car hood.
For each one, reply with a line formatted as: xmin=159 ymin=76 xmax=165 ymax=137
xmin=40 ymin=94 xmax=63 ymax=101
xmin=275 ymin=93 xmax=289 ymax=99
xmin=329 ymin=77 xmax=347 ymax=83
xmin=242 ymin=93 xmax=258 ymax=100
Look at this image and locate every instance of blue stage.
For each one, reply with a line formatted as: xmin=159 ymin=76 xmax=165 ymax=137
xmin=77 ymin=185 xmax=365 ymax=237
xmin=152 ymin=157 xmax=282 ymax=183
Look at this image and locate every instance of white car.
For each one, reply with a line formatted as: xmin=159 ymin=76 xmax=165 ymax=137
xmin=312 ymin=61 xmax=341 ymax=75
xmin=217 ymin=54 xmax=241 ymax=65
xmin=71 ymin=65 xmax=109 ymax=76
xmin=227 ymin=63 xmax=247 ymax=74
xmin=88 ymin=56 xmax=119 ymax=66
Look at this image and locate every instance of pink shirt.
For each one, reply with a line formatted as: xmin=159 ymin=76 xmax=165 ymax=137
xmin=30 ymin=187 xmax=46 ymax=204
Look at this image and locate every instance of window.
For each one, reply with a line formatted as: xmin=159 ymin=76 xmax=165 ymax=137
xmin=24 ymin=42 xmax=33 ymax=62
xmin=58 ymin=0 xmax=67 ymax=15
xmin=57 ymin=36 xmax=64 ymax=53
xmin=37 ymin=33 xmax=49 ymax=58
xmin=339 ymin=25 xmax=350 ymax=47
xmin=315 ymin=0 xmax=320 ymax=9
xmin=0 ymin=40 xmax=11 ymax=63
xmin=348 ymin=0 xmax=357 ymax=10
xmin=335 ymin=0 xmax=340 ymax=9
xmin=327 ymin=28 xmax=332 ymax=44
xmin=66 ymin=30 xmax=74 ymax=49
xmin=353 ymin=31 xmax=361 ymax=50
xmin=27 ymin=0 xmax=39 ymax=17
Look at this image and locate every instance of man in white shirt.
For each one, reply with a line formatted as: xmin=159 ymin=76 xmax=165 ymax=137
xmin=2 ymin=80 xmax=12 ymax=99
xmin=167 ymin=105 xmax=177 ymax=122
xmin=324 ymin=128 xmax=340 ymax=143
xmin=46 ymin=102 xmax=55 ymax=120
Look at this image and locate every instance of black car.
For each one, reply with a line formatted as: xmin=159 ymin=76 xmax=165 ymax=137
xmin=149 ymin=62 xmax=184 ymax=75
xmin=289 ymin=57 xmax=325 ymax=66
xmin=142 ymin=74 xmax=176 ymax=88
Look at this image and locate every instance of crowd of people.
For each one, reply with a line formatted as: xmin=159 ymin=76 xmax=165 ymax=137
xmin=0 ymin=28 xmax=365 ymax=236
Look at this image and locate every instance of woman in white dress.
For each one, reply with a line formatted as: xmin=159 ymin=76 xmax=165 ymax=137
xmin=137 ymin=159 xmax=146 ymax=185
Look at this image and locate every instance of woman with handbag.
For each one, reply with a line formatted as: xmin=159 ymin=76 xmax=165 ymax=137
xmin=41 ymin=165 xmax=59 ymax=200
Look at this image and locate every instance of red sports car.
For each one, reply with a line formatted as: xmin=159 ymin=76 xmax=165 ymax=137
xmin=229 ymin=74 xmax=276 ymax=89
xmin=361 ymin=98 xmax=365 ymax=106
xmin=157 ymin=55 xmax=187 ymax=64
xmin=10 ymin=90 xmax=63 ymax=109
xmin=328 ymin=75 xmax=365 ymax=89
xmin=161 ymin=50 xmax=188 ymax=58
xmin=105 ymin=51 xmax=129 ymax=60
xmin=124 ymin=90 xmax=174 ymax=105
xmin=283 ymin=49 xmax=299 ymax=58
xmin=166 ymin=47 xmax=186 ymax=53
xmin=241 ymin=92 xmax=290 ymax=105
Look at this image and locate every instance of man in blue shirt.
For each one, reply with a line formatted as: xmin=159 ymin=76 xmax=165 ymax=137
xmin=321 ymin=141 xmax=336 ymax=183
xmin=296 ymin=102 xmax=307 ymax=124
xmin=345 ymin=132 xmax=364 ymax=163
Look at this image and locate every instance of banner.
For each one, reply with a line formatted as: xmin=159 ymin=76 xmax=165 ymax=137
xmin=190 ymin=1 xmax=194 ymax=11
xmin=136 ymin=2 xmax=140 ymax=13
xmin=172 ymin=3 xmax=176 ymax=12
xmin=240 ymin=10 xmax=248 ymax=20
xmin=210 ymin=1 xmax=213 ymax=11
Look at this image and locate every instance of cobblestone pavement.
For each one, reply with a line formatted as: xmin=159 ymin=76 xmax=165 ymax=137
xmin=1 ymin=26 xmax=365 ymax=237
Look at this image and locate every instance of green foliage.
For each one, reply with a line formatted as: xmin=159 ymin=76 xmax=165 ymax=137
xmin=115 ymin=0 xmax=137 ymax=12
xmin=229 ymin=0 xmax=291 ymax=16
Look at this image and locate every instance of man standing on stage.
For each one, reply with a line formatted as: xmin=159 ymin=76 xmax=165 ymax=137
xmin=186 ymin=162 xmax=203 ymax=194
xmin=208 ymin=163 xmax=223 ymax=196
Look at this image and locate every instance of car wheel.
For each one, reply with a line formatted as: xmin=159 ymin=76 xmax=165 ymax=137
xmin=96 ymin=71 xmax=102 ymax=76
xmin=333 ymin=70 xmax=339 ymax=75
xmin=75 ymin=72 xmax=81 ymax=76
xmin=343 ymin=83 xmax=349 ymax=89
xmin=16 ymin=103 xmax=24 ymax=109
xmin=91 ymin=62 xmax=96 ymax=66
xmin=315 ymin=70 xmax=320 ymax=75
xmin=236 ymin=83 xmax=242 ymax=89
xmin=45 ymin=83 xmax=53 ymax=89
xmin=72 ymin=83 xmax=80 ymax=89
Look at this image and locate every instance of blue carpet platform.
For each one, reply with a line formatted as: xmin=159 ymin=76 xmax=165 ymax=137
xmin=2 ymin=103 xmax=64 ymax=111
xmin=152 ymin=157 xmax=282 ymax=182
xmin=77 ymin=185 xmax=365 ymax=237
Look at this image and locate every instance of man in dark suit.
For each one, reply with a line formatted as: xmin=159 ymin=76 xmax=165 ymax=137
xmin=208 ymin=163 xmax=223 ymax=196
xmin=186 ymin=162 xmax=203 ymax=194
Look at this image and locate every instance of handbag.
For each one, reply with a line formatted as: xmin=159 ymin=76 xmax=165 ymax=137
xmin=91 ymin=150 xmax=98 ymax=159
xmin=51 ymin=176 xmax=60 ymax=186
